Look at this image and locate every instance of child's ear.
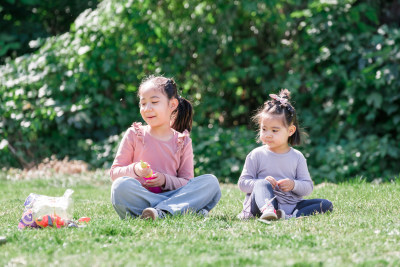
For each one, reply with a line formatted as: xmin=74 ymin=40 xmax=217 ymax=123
xmin=170 ymin=98 xmax=179 ymax=111
xmin=288 ymin=125 xmax=296 ymax=136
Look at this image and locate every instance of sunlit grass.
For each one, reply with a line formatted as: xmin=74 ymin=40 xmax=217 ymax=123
xmin=1 ymin=172 xmax=399 ymax=266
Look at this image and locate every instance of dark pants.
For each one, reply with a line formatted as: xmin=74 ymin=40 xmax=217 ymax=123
xmin=250 ymin=179 xmax=333 ymax=217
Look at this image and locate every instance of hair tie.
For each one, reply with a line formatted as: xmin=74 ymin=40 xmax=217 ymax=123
xmin=269 ymin=94 xmax=288 ymax=106
xmin=177 ymin=96 xmax=183 ymax=104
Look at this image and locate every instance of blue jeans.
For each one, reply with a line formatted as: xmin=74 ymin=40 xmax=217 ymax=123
xmin=111 ymin=174 xmax=221 ymax=219
xmin=250 ymin=179 xmax=333 ymax=217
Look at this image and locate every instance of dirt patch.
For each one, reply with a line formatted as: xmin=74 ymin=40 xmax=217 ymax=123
xmin=4 ymin=156 xmax=89 ymax=180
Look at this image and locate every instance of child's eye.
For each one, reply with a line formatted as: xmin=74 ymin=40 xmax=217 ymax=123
xmin=273 ymin=130 xmax=279 ymax=133
xmin=152 ymin=102 xmax=159 ymax=104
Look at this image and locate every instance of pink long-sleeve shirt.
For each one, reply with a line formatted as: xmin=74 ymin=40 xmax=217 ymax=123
xmin=110 ymin=122 xmax=194 ymax=191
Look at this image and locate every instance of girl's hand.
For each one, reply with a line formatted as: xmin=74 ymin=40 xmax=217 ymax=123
xmin=134 ymin=162 xmax=152 ymax=178
xmin=277 ymin=179 xmax=295 ymax=192
xmin=265 ymin=176 xmax=278 ymax=189
xmin=144 ymin=172 xmax=166 ymax=187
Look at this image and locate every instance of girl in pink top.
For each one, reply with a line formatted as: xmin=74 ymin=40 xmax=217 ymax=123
xmin=111 ymin=76 xmax=221 ymax=220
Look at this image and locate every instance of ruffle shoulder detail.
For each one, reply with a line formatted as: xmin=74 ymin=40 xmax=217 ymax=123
xmin=131 ymin=122 xmax=145 ymax=144
xmin=176 ymin=129 xmax=190 ymax=153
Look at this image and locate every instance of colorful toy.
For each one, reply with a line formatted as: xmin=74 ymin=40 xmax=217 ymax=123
xmin=35 ymin=215 xmax=66 ymax=228
xmin=140 ymin=160 xmax=154 ymax=178
xmin=18 ymin=189 xmax=74 ymax=229
xmin=78 ymin=217 xmax=91 ymax=223
xmin=140 ymin=160 xmax=162 ymax=193
xmin=18 ymin=189 xmax=93 ymax=229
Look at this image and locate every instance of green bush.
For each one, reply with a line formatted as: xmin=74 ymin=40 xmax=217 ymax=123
xmin=285 ymin=1 xmax=400 ymax=181
xmin=1 ymin=0 xmax=399 ymax=182
xmin=191 ymin=126 xmax=258 ymax=182
xmin=0 ymin=0 xmax=98 ymax=63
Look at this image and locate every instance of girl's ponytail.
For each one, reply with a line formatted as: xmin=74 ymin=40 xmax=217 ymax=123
xmin=172 ymin=97 xmax=193 ymax=133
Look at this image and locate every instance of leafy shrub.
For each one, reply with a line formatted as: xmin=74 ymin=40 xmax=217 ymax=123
xmin=191 ymin=126 xmax=258 ymax=182
xmin=0 ymin=0 xmax=98 ymax=63
xmin=285 ymin=1 xmax=400 ymax=181
xmin=1 ymin=0 xmax=399 ymax=182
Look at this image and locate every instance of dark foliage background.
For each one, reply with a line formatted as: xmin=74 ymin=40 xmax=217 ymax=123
xmin=1 ymin=0 xmax=399 ymax=183
xmin=0 ymin=0 xmax=98 ymax=64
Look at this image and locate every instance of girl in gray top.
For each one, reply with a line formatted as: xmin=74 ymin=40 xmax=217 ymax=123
xmin=238 ymin=89 xmax=333 ymax=220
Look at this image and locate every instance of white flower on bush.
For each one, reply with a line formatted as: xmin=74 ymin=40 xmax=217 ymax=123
xmin=78 ymin=46 xmax=91 ymax=55
xmin=0 ymin=140 xmax=8 ymax=150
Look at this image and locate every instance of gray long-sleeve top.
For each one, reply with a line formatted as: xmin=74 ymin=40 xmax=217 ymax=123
xmin=238 ymin=146 xmax=313 ymax=219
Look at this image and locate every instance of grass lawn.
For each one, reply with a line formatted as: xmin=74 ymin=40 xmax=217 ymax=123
xmin=1 ymin=170 xmax=400 ymax=266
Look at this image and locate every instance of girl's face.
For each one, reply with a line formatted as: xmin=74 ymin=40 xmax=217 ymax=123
xmin=260 ymin=114 xmax=296 ymax=153
xmin=139 ymin=82 xmax=178 ymax=130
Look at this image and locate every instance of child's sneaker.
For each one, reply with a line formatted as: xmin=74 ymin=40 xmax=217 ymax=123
xmin=276 ymin=209 xmax=285 ymax=220
xmin=260 ymin=204 xmax=278 ymax=220
xmin=197 ymin=209 xmax=209 ymax=217
xmin=279 ymin=209 xmax=298 ymax=220
xmin=140 ymin=208 xmax=166 ymax=220
xmin=286 ymin=209 xmax=298 ymax=220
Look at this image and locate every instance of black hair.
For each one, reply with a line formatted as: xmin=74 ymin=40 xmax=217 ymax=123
xmin=252 ymin=89 xmax=302 ymax=145
xmin=139 ymin=75 xmax=193 ymax=133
